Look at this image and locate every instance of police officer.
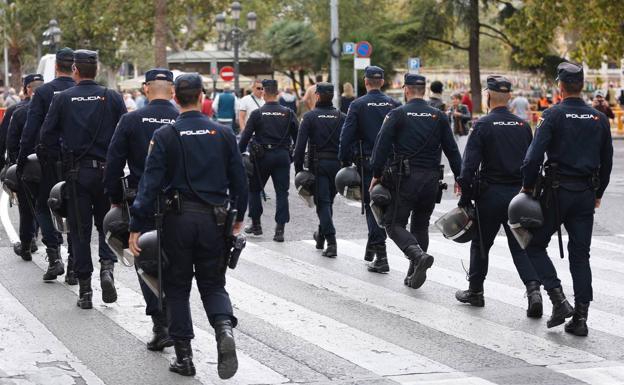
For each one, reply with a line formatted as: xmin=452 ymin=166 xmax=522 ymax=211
xmin=17 ymin=47 xmax=76 ymax=283
xmin=521 ymin=62 xmax=613 ymax=336
xmin=104 ymin=68 xmax=177 ymax=350
xmin=5 ymin=74 xmax=44 ymax=261
xmin=39 ymin=50 xmax=127 ymax=308
xmin=239 ymin=79 xmax=299 ymax=242
xmin=338 ymin=66 xmax=400 ymax=272
xmin=294 ymin=83 xmax=345 ymax=257
xmin=455 ymin=76 xmax=542 ymax=316
xmin=370 ymin=74 xmax=462 ymax=288
xmin=128 ymin=73 xmax=247 ymax=379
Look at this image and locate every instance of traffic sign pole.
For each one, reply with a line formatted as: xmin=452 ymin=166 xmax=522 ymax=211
xmin=353 ymin=41 xmax=373 ymax=98
xmin=330 ymin=0 xmax=340 ymax=108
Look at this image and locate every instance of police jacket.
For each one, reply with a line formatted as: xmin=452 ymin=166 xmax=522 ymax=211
xmin=238 ymin=101 xmax=299 ymax=153
xmin=105 ymin=99 xmax=178 ymax=204
xmin=129 ymin=111 xmax=248 ymax=232
xmin=40 ymin=80 xmax=126 ymax=162
xmin=6 ymin=99 xmax=31 ymax=163
xmin=522 ymin=97 xmax=613 ymax=198
xmin=458 ymin=106 xmax=532 ymax=196
xmin=370 ymin=98 xmax=462 ymax=179
xmin=17 ymin=76 xmax=75 ymax=165
xmin=338 ymin=89 xmax=400 ymax=162
xmin=293 ymin=102 xmax=346 ymax=173
xmin=0 ymin=100 xmax=27 ymax=165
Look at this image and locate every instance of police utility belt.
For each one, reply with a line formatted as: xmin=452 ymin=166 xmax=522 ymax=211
xmin=79 ymin=158 xmax=106 ymax=169
xmin=165 ymin=191 xmax=229 ymax=225
xmin=249 ymin=142 xmax=290 ymax=160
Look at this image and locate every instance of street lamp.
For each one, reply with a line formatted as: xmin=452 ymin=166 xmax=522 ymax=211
xmin=42 ymin=19 xmax=62 ymax=53
xmin=216 ymin=2 xmax=258 ymax=96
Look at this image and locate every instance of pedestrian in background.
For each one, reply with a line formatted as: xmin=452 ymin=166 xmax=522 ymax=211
xmin=510 ymin=91 xmax=531 ymax=121
xmin=4 ymin=88 xmax=20 ymax=107
xmin=239 ymin=79 xmax=265 ymax=130
xmin=279 ymin=86 xmax=298 ymax=114
xmin=213 ymin=83 xmax=240 ymax=132
xmin=427 ymin=80 xmax=446 ymax=111
xmin=448 ymin=92 xmax=471 ymax=137
xmin=592 ymin=90 xmax=614 ymax=119
xmin=461 ymin=90 xmax=473 ymax=114
xmin=201 ymin=89 xmax=214 ymax=118
xmin=340 ymin=82 xmax=355 ymax=114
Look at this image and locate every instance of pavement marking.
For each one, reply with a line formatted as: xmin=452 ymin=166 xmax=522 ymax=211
xmin=388 ymin=372 xmax=498 ymax=385
xmin=0 ymin=280 xmax=105 ymax=385
xmin=549 ymin=362 xmax=624 ymax=385
xmin=246 ymin=241 xmax=604 ymax=367
xmin=226 ymin=277 xmax=455 ymax=377
xmin=342 ymin=238 xmax=624 ymax=340
xmin=0 ymin=192 xmax=289 ymax=385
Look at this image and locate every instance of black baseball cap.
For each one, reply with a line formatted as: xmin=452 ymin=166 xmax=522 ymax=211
xmin=145 ymin=68 xmax=173 ymax=83
xmin=261 ymin=79 xmax=278 ymax=89
xmin=174 ymin=73 xmax=203 ymax=93
xmin=315 ymin=82 xmax=334 ymax=95
xmin=23 ymin=74 xmax=44 ymax=87
xmin=56 ymin=47 xmax=74 ymax=63
xmin=403 ymin=73 xmax=426 ymax=86
xmin=73 ymin=49 xmax=98 ymax=64
xmin=556 ymin=62 xmax=584 ymax=83
xmin=485 ymin=75 xmax=512 ymax=93
xmin=364 ymin=66 xmax=384 ymax=79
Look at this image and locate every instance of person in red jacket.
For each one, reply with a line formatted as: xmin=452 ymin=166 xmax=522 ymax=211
xmin=461 ymin=90 xmax=473 ymax=113
xmin=201 ymin=90 xmax=214 ymax=117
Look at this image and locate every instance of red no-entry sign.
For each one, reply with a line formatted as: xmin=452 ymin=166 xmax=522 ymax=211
xmin=220 ymin=66 xmax=235 ymax=81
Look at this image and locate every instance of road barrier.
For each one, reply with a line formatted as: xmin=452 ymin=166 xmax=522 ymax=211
xmin=530 ymin=109 xmax=624 ymax=135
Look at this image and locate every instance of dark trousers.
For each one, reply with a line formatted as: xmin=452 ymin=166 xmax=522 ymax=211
xmin=163 ymin=210 xmax=236 ymax=340
xmin=35 ymin=162 xmax=64 ymax=249
xmin=361 ymin=163 xmax=386 ymax=246
xmin=17 ymin=183 xmax=37 ymax=244
xmin=314 ymin=159 xmax=340 ymax=237
xmin=248 ymin=149 xmax=290 ymax=224
xmin=469 ymin=184 xmax=539 ymax=289
xmin=67 ymin=167 xmax=116 ymax=279
xmin=383 ymin=170 xmax=438 ymax=252
xmin=526 ymin=187 xmax=595 ymax=303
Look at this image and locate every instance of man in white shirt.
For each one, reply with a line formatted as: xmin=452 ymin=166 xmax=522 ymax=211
xmin=509 ymin=92 xmax=530 ymax=121
xmin=238 ymin=79 xmax=265 ymax=130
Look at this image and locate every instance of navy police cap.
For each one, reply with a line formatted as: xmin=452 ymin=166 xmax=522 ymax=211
xmin=56 ymin=47 xmax=74 ymax=63
xmin=485 ymin=75 xmax=512 ymax=93
xmin=315 ymin=82 xmax=334 ymax=95
xmin=145 ymin=68 xmax=173 ymax=83
xmin=23 ymin=73 xmax=44 ymax=87
xmin=261 ymin=79 xmax=278 ymax=89
xmin=364 ymin=66 xmax=384 ymax=79
xmin=73 ymin=49 xmax=98 ymax=64
xmin=556 ymin=62 xmax=584 ymax=83
xmin=403 ymin=73 xmax=426 ymax=86
xmin=174 ymin=73 xmax=203 ymax=92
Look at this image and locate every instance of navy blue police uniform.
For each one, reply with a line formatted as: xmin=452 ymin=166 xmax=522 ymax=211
xmin=6 ymin=74 xmax=44 ymax=254
xmin=39 ymin=50 xmax=127 ymax=291
xmin=522 ymin=62 xmax=613 ymax=333
xmin=129 ymin=74 xmax=248 ymax=356
xmin=293 ymin=83 xmax=345 ymax=253
xmin=105 ymin=69 xmax=178 ymax=320
xmin=17 ymin=48 xmax=76 ymax=281
xmin=0 ymin=100 xmax=28 ymax=169
xmin=238 ymin=79 xmax=299 ymax=241
xmin=338 ymin=66 xmax=401 ymax=261
xmin=371 ymin=74 xmax=462 ymax=287
xmin=456 ymin=76 xmax=540 ymax=307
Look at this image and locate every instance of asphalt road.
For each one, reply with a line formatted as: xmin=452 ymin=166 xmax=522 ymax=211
xmin=0 ymin=140 xmax=623 ymax=385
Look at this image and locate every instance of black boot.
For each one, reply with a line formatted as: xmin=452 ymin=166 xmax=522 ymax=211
xmin=322 ymin=236 xmax=337 ymax=258
xmin=244 ymin=218 xmax=262 ymax=236
xmin=455 ymin=283 xmax=485 ymax=307
xmin=169 ymin=340 xmax=196 ymax=376
xmin=273 ymin=223 xmax=285 ymax=242
xmin=525 ymin=281 xmax=543 ymax=318
xmin=313 ymin=229 xmax=325 ymax=250
xmin=546 ymin=287 xmax=575 ymax=328
xmin=404 ymin=260 xmax=415 ymax=286
xmin=364 ymin=241 xmax=375 ymax=262
xmin=65 ymin=253 xmax=77 ymax=285
xmin=214 ymin=320 xmax=238 ymax=380
xmin=43 ymin=248 xmax=65 ymax=281
xmin=20 ymin=239 xmax=33 ymax=261
xmin=405 ymin=245 xmax=434 ymax=289
xmin=77 ymin=277 xmax=93 ymax=309
xmin=367 ymin=244 xmax=389 ymax=273
xmin=100 ymin=260 xmax=118 ymax=303
xmin=565 ymin=302 xmax=589 ymax=336
xmin=147 ymin=314 xmax=174 ymax=351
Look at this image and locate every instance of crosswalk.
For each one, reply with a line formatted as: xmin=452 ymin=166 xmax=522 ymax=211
xmin=1 ymin=192 xmax=624 ymax=385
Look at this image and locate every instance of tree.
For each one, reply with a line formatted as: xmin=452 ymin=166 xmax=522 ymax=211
xmin=154 ymin=0 xmax=167 ymax=66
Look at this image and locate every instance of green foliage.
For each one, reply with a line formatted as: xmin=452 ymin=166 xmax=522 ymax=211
xmin=263 ymin=19 xmax=321 ymax=72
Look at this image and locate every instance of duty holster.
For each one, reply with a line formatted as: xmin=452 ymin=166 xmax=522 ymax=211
xmin=64 ymin=151 xmax=83 ymax=241
xmin=222 ymin=201 xmax=246 ymax=271
xmin=436 ymin=164 xmax=448 ymax=204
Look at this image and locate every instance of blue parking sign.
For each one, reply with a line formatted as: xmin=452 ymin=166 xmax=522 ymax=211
xmin=343 ymin=42 xmax=355 ymax=55
xmin=409 ymin=57 xmax=421 ymax=73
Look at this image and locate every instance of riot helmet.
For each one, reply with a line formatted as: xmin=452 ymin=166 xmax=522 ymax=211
xmin=22 ymin=154 xmax=41 ymax=184
xmin=136 ymin=230 xmax=168 ymax=277
xmin=335 ymin=166 xmax=361 ymax=201
xmin=294 ymin=170 xmax=316 ymax=208
xmin=47 ymin=181 xmax=69 ymax=233
xmin=508 ymin=192 xmax=544 ymax=249
xmin=2 ymin=164 xmax=20 ymax=195
xmin=0 ymin=163 xmax=9 ymax=182
xmin=434 ymin=206 xmax=477 ymax=243
xmin=103 ymin=206 xmax=133 ymax=266
xmin=370 ymin=184 xmax=391 ymax=227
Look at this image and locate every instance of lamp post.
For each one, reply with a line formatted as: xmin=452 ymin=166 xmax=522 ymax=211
xmin=216 ymin=1 xmax=257 ymax=96
xmin=42 ymin=19 xmax=62 ymax=53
